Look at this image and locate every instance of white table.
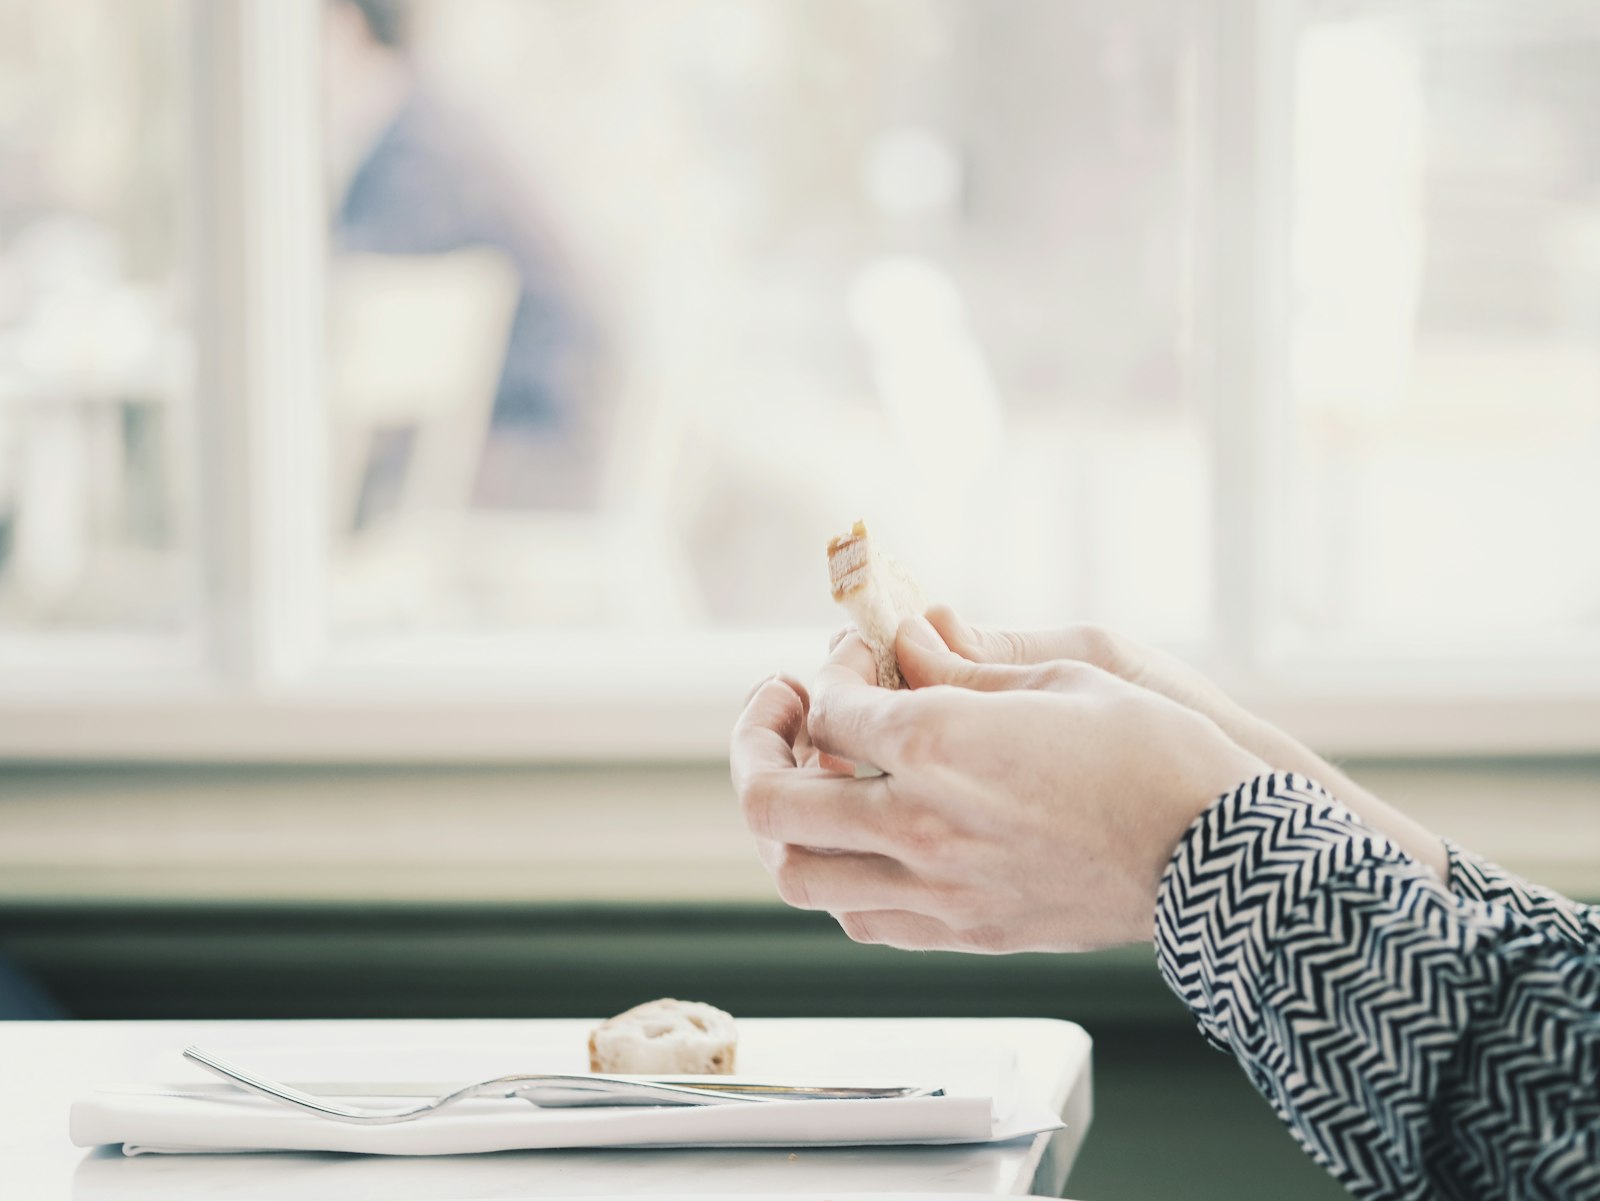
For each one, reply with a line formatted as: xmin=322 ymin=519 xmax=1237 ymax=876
xmin=3 ymin=1017 xmax=1092 ymax=1199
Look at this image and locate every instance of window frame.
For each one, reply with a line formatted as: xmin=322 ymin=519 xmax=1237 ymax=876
xmin=3 ymin=0 xmax=1599 ymax=764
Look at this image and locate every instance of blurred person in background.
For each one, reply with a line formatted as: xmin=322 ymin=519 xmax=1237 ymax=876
xmin=324 ymin=0 xmax=607 ymax=513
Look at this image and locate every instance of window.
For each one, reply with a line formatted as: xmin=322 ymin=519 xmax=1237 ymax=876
xmin=1 ymin=0 xmax=1595 ymax=759
xmin=0 ymin=1 xmax=200 ymax=675
xmin=321 ymin=0 xmax=1212 ymax=644
xmin=1281 ymin=2 xmax=1600 ymax=668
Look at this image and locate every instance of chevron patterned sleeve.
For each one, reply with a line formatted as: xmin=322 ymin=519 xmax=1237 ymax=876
xmin=1155 ymin=771 xmax=1600 ymax=1200
xmin=1444 ymin=840 xmax=1600 ymax=952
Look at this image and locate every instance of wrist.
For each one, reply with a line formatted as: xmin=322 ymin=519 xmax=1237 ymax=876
xmin=1155 ymin=771 xmax=1419 ymax=1050
xmin=1149 ymin=730 xmax=1268 ymax=902
xmin=1226 ymin=710 xmax=1316 ymax=775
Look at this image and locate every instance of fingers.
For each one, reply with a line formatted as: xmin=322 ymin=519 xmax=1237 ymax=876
xmin=807 ymin=633 xmax=908 ymax=767
xmin=730 ymin=676 xmax=809 ymax=794
xmin=925 ymin=605 xmax=1128 ymax=678
xmin=739 ymin=768 xmax=901 ymax=856
xmin=833 ymin=910 xmax=998 ymax=953
xmin=768 ymin=847 xmax=925 ymax=913
xmin=736 ymin=671 xmax=902 ymax=853
xmin=817 ymin=631 xmax=883 ymax=770
xmin=924 ymin=605 xmax=1018 ymax=663
xmin=896 ymin=616 xmax=1053 ymax=693
xmin=897 ymin=616 xmax=984 ymax=689
xmin=771 ymin=853 xmax=1007 ymax=945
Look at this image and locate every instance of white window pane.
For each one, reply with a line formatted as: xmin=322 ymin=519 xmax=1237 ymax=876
xmin=1285 ymin=3 xmax=1600 ymax=651
xmin=0 ymin=1 xmax=196 ymax=637
xmin=322 ymin=0 xmax=1211 ymax=645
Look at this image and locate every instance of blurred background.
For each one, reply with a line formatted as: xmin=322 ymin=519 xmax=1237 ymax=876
xmin=0 ymin=1 xmax=1597 ymax=1197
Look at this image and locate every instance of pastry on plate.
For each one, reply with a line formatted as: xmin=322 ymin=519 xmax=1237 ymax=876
xmin=588 ymin=998 xmax=737 ymax=1075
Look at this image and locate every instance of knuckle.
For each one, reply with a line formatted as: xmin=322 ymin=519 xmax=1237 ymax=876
xmin=891 ymin=694 xmax=956 ymax=765
xmin=1022 ymin=661 xmax=1074 ymax=690
xmin=805 ymin=694 xmax=829 ymax=737
xmin=892 ymin=721 xmax=935 ymax=768
xmin=1106 ymin=681 xmax=1157 ymax=722
xmin=1066 ymin=621 xmax=1120 ymax=672
xmin=924 ymin=878 xmax=978 ymax=926
xmin=995 ymin=629 xmax=1031 ymax=665
xmin=1037 ymin=658 xmax=1100 ymax=691
xmin=806 ymin=693 xmax=844 ymax=746
xmin=894 ymin=808 xmax=955 ymax=863
xmin=876 ymin=704 xmax=919 ymax=762
xmin=932 ymin=654 xmax=977 ymax=689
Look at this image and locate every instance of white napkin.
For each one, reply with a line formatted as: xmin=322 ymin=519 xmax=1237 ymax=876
xmin=70 ymin=1089 xmax=1061 ymax=1156
xmin=69 ymin=1045 xmax=1061 ymax=1156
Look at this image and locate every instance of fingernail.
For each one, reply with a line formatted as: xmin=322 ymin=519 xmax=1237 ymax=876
xmin=900 ymin=615 xmax=944 ymax=651
xmin=743 ymin=676 xmax=774 ymax=707
xmin=774 ymin=673 xmax=809 ymax=709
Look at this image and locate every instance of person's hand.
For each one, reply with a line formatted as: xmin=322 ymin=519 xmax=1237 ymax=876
xmin=730 ymin=672 xmax=835 ymax=878
xmin=729 ymin=629 xmax=1265 ymax=953
xmin=914 ymin=608 xmax=1262 ymax=741
xmin=914 ymin=607 xmax=1448 ymax=878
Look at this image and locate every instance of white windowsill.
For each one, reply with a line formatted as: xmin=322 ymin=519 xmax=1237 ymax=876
xmin=3 ymin=627 xmax=1600 ymax=761
xmin=0 ymin=690 xmax=1598 ymax=762
xmin=0 ymin=760 xmax=1595 ymax=909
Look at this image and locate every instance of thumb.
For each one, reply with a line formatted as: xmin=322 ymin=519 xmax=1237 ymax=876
xmin=896 ymin=616 xmax=1037 ymax=692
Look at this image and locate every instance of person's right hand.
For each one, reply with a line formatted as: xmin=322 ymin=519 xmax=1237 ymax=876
xmin=908 ymin=607 xmax=1448 ymax=878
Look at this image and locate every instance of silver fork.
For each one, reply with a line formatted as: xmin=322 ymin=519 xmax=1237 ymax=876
xmin=182 ymin=1046 xmax=940 ymax=1126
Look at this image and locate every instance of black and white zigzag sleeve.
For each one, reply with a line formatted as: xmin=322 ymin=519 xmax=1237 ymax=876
xmin=1155 ymin=772 xmax=1600 ymax=1201
xmin=1445 ymin=840 xmax=1600 ymax=953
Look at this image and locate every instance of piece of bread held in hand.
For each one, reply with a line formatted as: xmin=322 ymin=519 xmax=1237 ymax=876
xmin=826 ymin=520 xmax=925 ymax=690
xmin=588 ymin=998 xmax=737 ymax=1075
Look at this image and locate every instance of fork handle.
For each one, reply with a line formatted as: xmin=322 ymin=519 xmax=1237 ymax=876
xmin=180 ymin=1046 xmax=424 ymax=1123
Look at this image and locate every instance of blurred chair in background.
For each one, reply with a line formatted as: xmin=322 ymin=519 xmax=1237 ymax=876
xmin=327 ymin=249 xmax=518 ymax=624
xmin=325 ymin=0 xmax=607 ymax=517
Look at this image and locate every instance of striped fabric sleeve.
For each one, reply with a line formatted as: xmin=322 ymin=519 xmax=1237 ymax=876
xmin=1155 ymin=772 xmax=1600 ymax=1201
xmin=1444 ymin=840 xmax=1600 ymax=952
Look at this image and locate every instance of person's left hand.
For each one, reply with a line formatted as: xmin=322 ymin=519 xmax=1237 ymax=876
xmin=730 ymin=673 xmax=834 ymax=877
xmin=729 ymin=623 xmax=1265 ymax=953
